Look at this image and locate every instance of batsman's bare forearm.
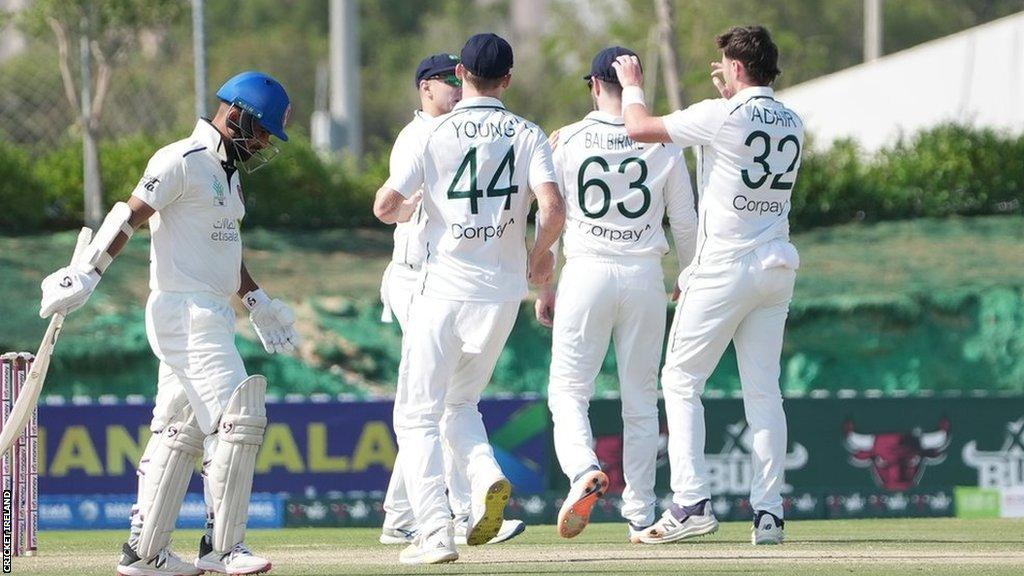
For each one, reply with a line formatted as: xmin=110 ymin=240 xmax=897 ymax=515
xmin=532 ymin=182 xmax=566 ymax=255
xmin=238 ymin=262 xmax=259 ymax=298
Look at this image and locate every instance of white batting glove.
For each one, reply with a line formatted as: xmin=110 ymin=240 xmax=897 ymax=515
xmin=39 ymin=263 xmax=100 ymax=318
xmin=243 ymin=289 xmax=301 ymax=354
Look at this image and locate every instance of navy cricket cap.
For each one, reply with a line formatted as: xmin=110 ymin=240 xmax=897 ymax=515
xmin=414 ymin=53 xmax=460 ymax=88
xmin=585 ymin=46 xmax=640 ymax=84
xmin=460 ymin=33 xmax=514 ymax=79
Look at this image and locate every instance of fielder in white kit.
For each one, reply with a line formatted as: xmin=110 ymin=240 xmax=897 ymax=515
xmin=378 ymin=52 xmax=524 ymax=547
xmin=39 ymin=71 xmax=299 ymax=575
xmin=613 ymin=25 xmax=804 ymax=545
xmin=540 ymin=46 xmax=696 ymax=541
xmin=374 ymin=33 xmax=565 ymax=564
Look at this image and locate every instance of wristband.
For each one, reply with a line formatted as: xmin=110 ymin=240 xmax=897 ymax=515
xmin=622 ymin=86 xmax=647 ymax=109
xmin=242 ymin=288 xmax=271 ymax=311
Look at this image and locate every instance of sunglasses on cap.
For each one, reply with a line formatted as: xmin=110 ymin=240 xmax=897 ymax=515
xmin=428 ymin=74 xmax=462 ymax=87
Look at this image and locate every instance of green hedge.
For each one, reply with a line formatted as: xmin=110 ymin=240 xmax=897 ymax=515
xmin=792 ymin=125 xmax=1024 ymax=229
xmin=1 ymin=124 xmax=1021 ymax=232
xmin=2 ymin=133 xmax=385 ymax=231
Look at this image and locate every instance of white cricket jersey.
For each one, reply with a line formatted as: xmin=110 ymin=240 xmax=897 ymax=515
xmin=663 ymin=86 xmax=804 ymax=265
xmin=554 ymin=111 xmax=696 ymax=267
xmin=385 ymin=96 xmax=557 ymax=302
xmin=388 ymin=111 xmax=432 ymax=268
xmin=132 ymin=120 xmax=245 ymax=297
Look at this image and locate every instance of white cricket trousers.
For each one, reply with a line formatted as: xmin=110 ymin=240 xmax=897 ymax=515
xmin=548 ymin=256 xmax=665 ymax=527
xmin=662 ymin=242 xmax=797 ymax=518
xmin=378 ymin=263 xmax=471 ymax=531
xmin=394 ymin=294 xmax=519 ymax=532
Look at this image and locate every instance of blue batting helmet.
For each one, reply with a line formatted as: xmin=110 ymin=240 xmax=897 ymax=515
xmin=216 ymin=71 xmax=291 ymax=142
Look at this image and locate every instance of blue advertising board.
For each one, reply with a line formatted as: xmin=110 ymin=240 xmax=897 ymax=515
xmin=37 ymin=399 xmax=549 ymax=497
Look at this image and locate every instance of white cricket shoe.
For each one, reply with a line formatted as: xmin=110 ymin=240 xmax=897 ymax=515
xmin=117 ymin=542 xmax=201 ymax=576
xmin=556 ymin=468 xmax=609 ymax=538
xmin=399 ymin=523 xmax=458 ymax=565
xmin=752 ymin=510 xmax=785 ymax=545
xmin=637 ymin=499 xmax=719 ymax=544
xmin=466 ymin=476 xmax=512 ymax=546
xmin=627 ymin=522 xmax=652 ymax=544
xmin=195 ymin=537 xmax=272 ymax=575
xmin=379 ymin=527 xmax=417 ymax=545
xmin=455 ymin=518 xmax=526 ymax=545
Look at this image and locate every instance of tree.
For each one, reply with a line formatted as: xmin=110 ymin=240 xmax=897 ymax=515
xmin=16 ymin=0 xmax=183 ymax=227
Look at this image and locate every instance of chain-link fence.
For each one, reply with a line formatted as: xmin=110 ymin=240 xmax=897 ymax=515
xmin=0 ymin=33 xmax=193 ymax=148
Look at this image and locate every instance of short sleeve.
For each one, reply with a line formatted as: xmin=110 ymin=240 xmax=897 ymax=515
xmin=383 ymin=124 xmax=426 ymax=198
xmin=528 ymin=131 xmax=557 ymax=190
xmin=663 ymin=98 xmax=728 ymax=148
xmin=130 ymin=148 xmax=185 ymax=211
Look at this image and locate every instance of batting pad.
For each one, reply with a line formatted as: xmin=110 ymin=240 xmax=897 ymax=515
xmin=136 ymin=406 xmax=205 ymax=559
xmin=209 ymin=375 xmax=268 ymax=552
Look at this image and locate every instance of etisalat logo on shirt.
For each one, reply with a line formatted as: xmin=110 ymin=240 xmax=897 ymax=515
xmin=211 ymin=218 xmax=241 ymax=242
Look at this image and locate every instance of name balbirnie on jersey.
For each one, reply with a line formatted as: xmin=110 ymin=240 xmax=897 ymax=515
xmin=583 ymin=131 xmax=638 ymax=150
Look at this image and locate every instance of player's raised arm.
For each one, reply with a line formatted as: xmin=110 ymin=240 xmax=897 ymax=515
xmin=611 ymin=55 xmax=672 ymax=144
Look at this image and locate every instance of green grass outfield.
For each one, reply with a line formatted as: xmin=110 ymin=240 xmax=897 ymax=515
xmin=16 ymin=518 xmax=1024 ymax=575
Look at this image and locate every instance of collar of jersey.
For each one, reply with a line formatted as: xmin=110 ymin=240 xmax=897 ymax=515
xmin=584 ymin=110 xmax=624 ymax=125
xmin=453 ymin=96 xmax=506 ymax=111
xmin=190 ymin=119 xmax=230 ymax=163
xmin=729 ymin=86 xmax=775 ymax=103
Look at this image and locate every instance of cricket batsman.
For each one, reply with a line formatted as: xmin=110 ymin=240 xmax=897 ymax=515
xmin=378 ymin=52 xmax=524 ymax=547
xmin=613 ymin=25 xmax=804 ymax=545
xmin=38 ymin=71 xmax=298 ymax=575
xmin=541 ymin=46 xmax=697 ymax=542
xmin=374 ymin=33 xmax=565 ymax=564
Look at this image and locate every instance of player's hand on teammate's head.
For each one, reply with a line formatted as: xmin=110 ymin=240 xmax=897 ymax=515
xmin=527 ymin=248 xmax=555 ymax=286
xmin=396 ymin=191 xmax=423 ymax=224
xmin=710 ymin=62 xmax=735 ymax=99
xmin=535 ymin=284 xmax=556 ymax=328
xmin=611 ymin=55 xmax=643 ymax=88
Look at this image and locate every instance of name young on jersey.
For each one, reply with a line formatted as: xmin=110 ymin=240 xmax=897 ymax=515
xmin=452 ymin=119 xmax=518 ymax=139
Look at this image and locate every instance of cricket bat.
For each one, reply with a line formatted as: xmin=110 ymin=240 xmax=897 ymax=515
xmin=0 ymin=227 xmax=93 ymax=458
